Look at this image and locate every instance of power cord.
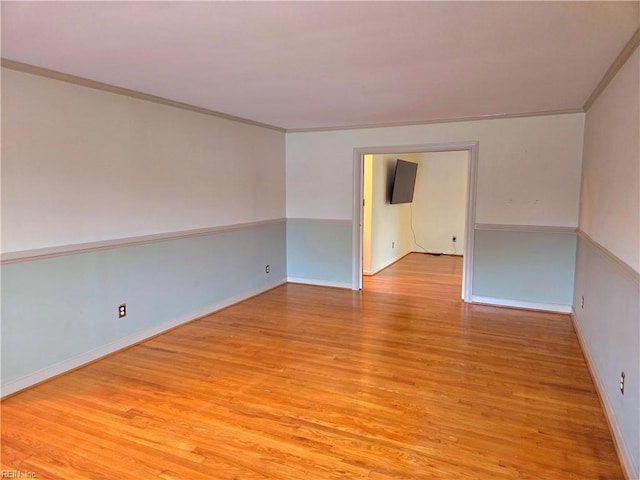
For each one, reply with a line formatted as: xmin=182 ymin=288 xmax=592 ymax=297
xmin=411 ymin=203 xmax=459 ymax=255
xmin=409 ymin=203 xmax=428 ymax=253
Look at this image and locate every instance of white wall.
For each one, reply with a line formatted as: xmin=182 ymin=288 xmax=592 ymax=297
xmin=580 ymin=50 xmax=639 ymax=272
xmin=287 ymin=114 xmax=583 ymax=304
xmin=2 ymin=68 xmax=286 ymax=254
xmin=411 ymin=151 xmax=468 ymax=255
xmin=286 ymin=113 xmax=584 ymax=226
xmin=362 ymin=150 xmax=467 ymax=273
xmin=1 ymin=67 xmax=287 ymax=396
xmin=366 ymin=154 xmax=413 ymax=274
xmin=574 ymin=47 xmax=639 ymax=479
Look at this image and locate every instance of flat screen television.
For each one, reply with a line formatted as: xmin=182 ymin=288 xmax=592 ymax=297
xmin=390 ymin=159 xmax=418 ymax=204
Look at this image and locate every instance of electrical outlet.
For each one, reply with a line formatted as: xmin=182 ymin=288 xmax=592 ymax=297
xmin=452 ymin=236 xmax=457 ymax=243
xmin=265 ymin=265 xmax=270 ymax=274
xmin=581 ymin=296 xmax=584 ymax=309
xmin=620 ymin=371 xmax=625 ymax=395
xmin=118 ymin=304 xmax=126 ymax=319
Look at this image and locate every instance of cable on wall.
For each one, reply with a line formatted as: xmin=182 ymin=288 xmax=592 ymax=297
xmin=409 ymin=203 xmax=429 ymax=253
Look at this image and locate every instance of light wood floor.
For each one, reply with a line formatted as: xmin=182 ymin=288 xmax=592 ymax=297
xmin=2 ymin=253 xmax=623 ymax=479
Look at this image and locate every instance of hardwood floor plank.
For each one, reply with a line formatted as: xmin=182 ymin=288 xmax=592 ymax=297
xmin=2 ymin=253 xmax=624 ymax=478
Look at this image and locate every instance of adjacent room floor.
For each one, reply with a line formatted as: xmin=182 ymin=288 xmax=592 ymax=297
xmin=1 ymin=253 xmax=623 ymax=479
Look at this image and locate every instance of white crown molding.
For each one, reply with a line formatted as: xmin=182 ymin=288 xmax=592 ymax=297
xmin=286 ymin=109 xmax=584 ymax=134
xmin=583 ymin=27 xmax=640 ymax=112
xmin=1 ymin=58 xmax=286 ymax=133
xmin=2 ymin=59 xmax=589 ymax=135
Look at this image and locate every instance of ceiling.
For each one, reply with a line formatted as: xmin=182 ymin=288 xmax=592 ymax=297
xmin=2 ymin=1 xmax=638 ymax=131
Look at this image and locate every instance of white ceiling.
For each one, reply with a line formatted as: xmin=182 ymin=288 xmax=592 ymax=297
xmin=2 ymin=1 xmax=638 ymax=130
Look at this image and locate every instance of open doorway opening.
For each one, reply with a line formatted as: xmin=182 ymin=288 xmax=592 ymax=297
xmin=362 ymin=151 xmax=468 ymax=296
xmin=352 ymin=142 xmax=478 ymax=301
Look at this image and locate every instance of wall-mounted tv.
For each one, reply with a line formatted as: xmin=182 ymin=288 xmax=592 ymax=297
xmin=390 ymin=159 xmax=418 ymax=204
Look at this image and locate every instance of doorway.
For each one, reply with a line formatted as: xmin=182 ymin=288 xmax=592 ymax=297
xmin=351 ymin=142 xmax=478 ymax=301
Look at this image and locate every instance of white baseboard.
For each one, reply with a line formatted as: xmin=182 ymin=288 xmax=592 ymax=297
xmin=1 ymin=279 xmax=287 ymax=398
xmin=369 ymin=250 xmax=412 ymax=275
xmin=571 ymin=310 xmax=638 ymax=480
xmin=287 ymin=277 xmax=352 ymax=289
xmin=411 ymin=250 xmax=463 ymax=257
xmin=470 ymin=295 xmax=572 ymax=314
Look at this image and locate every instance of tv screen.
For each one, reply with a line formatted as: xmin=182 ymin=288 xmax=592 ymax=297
xmin=390 ymin=159 xmax=418 ymax=204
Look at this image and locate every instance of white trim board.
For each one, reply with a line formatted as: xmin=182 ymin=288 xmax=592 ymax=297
xmin=368 ymin=250 xmax=412 ymax=276
xmin=287 ymin=277 xmax=352 ymax=290
xmin=412 ymin=250 xmax=463 ymax=257
xmin=471 ymin=296 xmax=572 ymax=314
xmin=578 ymin=230 xmax=639 ymax=286
xmin=571 ymin=310 xmax=638 ymax=480
xmin=365 ymin=251 xmax=463 ymax=275
xmin=1 ymin=218 xmax=287 ymax=265
xmin=286 ymin=218 xmax=352 ymax=225
xmin=475 ymin=224 xmax=577 ymax=234
xmin=1 ymin=278 xmax=287 ymax=398
xmin=352 ymin=141 xmax=478 ymax=299
xmin=286 ymin=109 xmax=584 ymax=133
xmin=2 ymin=59 xmax=286 ymax=133
xmin=583 ymin=27 xmax=640 ymax=112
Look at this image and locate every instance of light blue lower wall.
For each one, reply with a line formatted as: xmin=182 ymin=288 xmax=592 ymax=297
xmin=573 ymin=234 xmax=639 ymax=478
xmin=472 ymin=229 xmax=577 ymax=307
xmin=285 ymin=222 xmax=579 ymax=306
xmin=1 ymin=221 xmax=286 ymax=393
xmin=286 ymin=220 xmax=352 ymax=287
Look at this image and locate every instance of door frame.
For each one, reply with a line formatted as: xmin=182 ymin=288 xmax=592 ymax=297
xmin=351 ymin=141 xmax=478 ymax=301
